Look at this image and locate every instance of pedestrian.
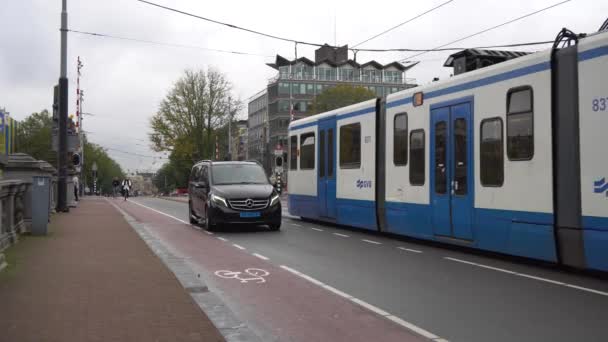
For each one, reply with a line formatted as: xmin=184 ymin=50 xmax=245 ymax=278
xmin=112 ymin=177 xmax=120 ymax=198
xmin=122 ymin=178 xmax=132 ymax=201
xmin=73 ymin=175 xmax=79 ymax=202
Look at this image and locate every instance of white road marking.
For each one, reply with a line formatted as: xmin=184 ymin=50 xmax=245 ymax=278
xmin=279 ymin=264 xmax=446 ymax=341
xmin=291 ymin=223 xmax=303 ymax=227
xmin=191 ymin=225 xmax=202 ymax=231
xmin=385 ymin=315 xmax=441 ymax=340
xmin=215 ymin=268 xmax=269 ymax=284
xmin=445 ymin=257 xmax=608 ymax=297
xmin=127 ymin=199 xmax=190 ymax=224
xmin=398 ymin=247 xmax=422 ymax=253
xmin=333 ymin=233 xmax=350 ymax=238
xmin=311 ymin=228 xmax=324 ymax=232
xmin=204 ymin=231 xmax=214 ymax=235
xmin=232 ymin=244 xmax=246 ymax=250
xmin=362 ymin=239 xmax=382 ymax=245
xmin=217 ymin=237 xmax=228 ymax=242
xmin=253 ymin=253 xmax=269 ymax=261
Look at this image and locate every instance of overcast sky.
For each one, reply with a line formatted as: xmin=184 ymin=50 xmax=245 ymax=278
xmin=1 ymin=0 xmax=605 ymax=173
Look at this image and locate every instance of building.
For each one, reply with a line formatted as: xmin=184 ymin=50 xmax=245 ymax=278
xmin=231 ymin=120 xmax=248 ymax=161
xmin=0 ymin=108 xmax=17 ymax=155
xmin=247 ymin=44 xmax=418 ymax=175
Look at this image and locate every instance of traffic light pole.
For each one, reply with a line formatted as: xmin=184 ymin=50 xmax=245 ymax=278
xmin=57 ymin=0 xmax=69 ymax=212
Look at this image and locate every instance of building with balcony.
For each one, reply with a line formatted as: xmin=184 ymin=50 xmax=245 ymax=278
xmin=231 ymin=120 xmax=248 ymax=161
xmin=248 ymin=44 xmax=418 ymax=175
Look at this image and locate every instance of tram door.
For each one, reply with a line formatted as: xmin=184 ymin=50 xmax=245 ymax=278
xmin=430 ymin=101 xmax=474 ymax=240
xmin=317 ymin=117 xmax=337 ymax=219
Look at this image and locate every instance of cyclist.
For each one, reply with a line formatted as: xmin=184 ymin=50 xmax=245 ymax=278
xmin=122 ymin=178 xmax=132 ymax=201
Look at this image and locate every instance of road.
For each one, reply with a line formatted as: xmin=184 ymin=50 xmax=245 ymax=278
xmin=120 ymin=196 xmax=608 ymax=342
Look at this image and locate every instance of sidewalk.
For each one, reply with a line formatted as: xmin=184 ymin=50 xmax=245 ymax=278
xmin=0 ymin=198 xmax=224 ymax=342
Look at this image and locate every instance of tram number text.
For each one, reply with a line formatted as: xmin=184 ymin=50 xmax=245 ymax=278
xmin=592 ymin=97 xmax=607 ymax=112
xmin=356 ymin=180 xmax=373 ymax=189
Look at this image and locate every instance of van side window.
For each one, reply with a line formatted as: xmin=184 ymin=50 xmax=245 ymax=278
xmin=507 ymin=87 xmax=533 ymax=160
xmin=340 ymin=123 xmax=361 ymax=169
xmin=480 ymin=118 xmax=504 ymax=186
xmin=300 ymin=132 xmax=315 ymax=170
xmin=190 ymin=166 xmax=200 ymax=181
xmin=409 ymin=129 xmax=425 ymax=185
xmin=394 ymin=113 xmax=408 ymax=166
xmin=290 ymin=135 xmax=298 ymax=170
xmin=200 ymin=165 xmax=209 ymax=184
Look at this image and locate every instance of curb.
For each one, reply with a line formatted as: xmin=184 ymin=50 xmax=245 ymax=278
xmin=107 ymin=200 xmax=261 ymax=342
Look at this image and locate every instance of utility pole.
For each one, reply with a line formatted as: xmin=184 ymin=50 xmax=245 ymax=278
xmin=227 ymin=96 xmax=232 ymax=160
xmin=76 ymin=57 xmax=84 ymax=197
xmin=57 ymin=0 xmax=69 ymax=212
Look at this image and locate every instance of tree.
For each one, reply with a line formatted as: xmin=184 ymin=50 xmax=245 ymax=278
xmin=149 ymin=68 xmax=241 ymax=164
xmin=311 ymin=85 xmax=376 ymax=114
xmin=82 ymin=138 xmax=125 ymax=194
xmin=16 ymin=109 xmax=56 ymax=165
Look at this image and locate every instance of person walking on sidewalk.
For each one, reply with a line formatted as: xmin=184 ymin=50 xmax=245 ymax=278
xmin=122 ymin=178 xmax=132 ymax=201
xmin=73 ymin=175 xmax=79 ymax=202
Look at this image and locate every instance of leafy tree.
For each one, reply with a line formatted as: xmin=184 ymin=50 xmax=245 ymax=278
xmin=149 ymin=68 xmax=241 ymax=164
xmin=16 ymin=109 xmax=56 ymax=165
xmin=82 ymin=137 xmax=125 ymax=194
xmin=311 ymin=85 xmax=376 ymax=114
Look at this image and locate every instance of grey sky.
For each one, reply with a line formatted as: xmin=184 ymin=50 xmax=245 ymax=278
xmin=1 ymin=0 xmax=605 ymax=173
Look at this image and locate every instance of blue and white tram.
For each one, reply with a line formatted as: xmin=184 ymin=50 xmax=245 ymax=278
xmin=288 ymin=29 xmax=608 ymax=272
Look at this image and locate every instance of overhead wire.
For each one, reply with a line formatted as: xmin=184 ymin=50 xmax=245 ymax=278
xmin=400 ymin=0 xmax=571 ymax=62
xmin=352 ymin=0 xmax=455 ymax=48
xmin=68 ymin=29 xmax=272 ymax=57
xmin=136 ymin=0 xmax=327 ymax=48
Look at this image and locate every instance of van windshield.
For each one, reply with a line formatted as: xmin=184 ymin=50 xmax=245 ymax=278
xmin=211 ymin=164 xmax=269 ymax=185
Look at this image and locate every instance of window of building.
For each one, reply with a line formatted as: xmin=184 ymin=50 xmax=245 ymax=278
xmin=339 ymin=123 xmax=361 ymax=168
xmin=394 ymin=113 xmax=408 ymax=166
xmin=306 ymin=83 xmax=315 ymax=94
xmin=480 ymin=118 xmax=504 ymax=186
xmin=278 ymin=100 xmax=290 ymax=112
xmin=316 ymin=84 xmax=323 ymax=94
xmin=300 ymin=132 xmax=315 ymax=169
xmin=507 ymin=87 xmax=533 ymax=160
xmin=279 ymin=66 xmax=290 ymax=78
xmin=409 ymin=130 xmax=425 ymax=185
xmin=279 ymin=82 xmax=290 ymax=95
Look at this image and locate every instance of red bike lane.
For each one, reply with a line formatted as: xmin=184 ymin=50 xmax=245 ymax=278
xmin=119 ymin=199 xmax=428 ymax=342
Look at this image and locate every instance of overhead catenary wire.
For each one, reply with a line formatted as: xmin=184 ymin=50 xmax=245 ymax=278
xmin=351 ymin=0 xmax=455 ymax=48
xmin=136 ymin=0 xmax=328 ymax=48
xmin=68 ymin=29 xmax=272 ymax=57
xmin=400 ymin=0 xmax=571 ymax=62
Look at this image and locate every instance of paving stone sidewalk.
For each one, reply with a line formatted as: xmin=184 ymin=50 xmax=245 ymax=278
xmin=0 ymin=198 xmax=225 ymax=342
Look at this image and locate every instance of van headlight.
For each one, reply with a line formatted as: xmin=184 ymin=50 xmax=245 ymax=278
xmin=210 ymin=193 xmax=228 ymax=207
xmin=270 ymin=193 xmax=280 ymax=207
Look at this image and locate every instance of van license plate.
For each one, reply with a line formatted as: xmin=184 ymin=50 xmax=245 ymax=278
xmin=240 ymin=212 xmax=261 ymax=218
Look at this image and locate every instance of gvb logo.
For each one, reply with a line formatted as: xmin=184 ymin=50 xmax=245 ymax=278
xmin=594 ymin=178 xmax=608 ymax=197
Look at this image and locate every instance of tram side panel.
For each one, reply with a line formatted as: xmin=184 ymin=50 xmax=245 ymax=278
xmin=578 ymin=33 xmax=608 ymax=272
xmin=335 ymin=105 xmax=378 ymax=231
xmin=288 ymin=124 xmax=319 ymax=219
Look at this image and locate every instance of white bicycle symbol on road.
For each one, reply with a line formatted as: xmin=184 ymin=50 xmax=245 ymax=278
xmin=214 ymin=268 xmax=270 ymax=284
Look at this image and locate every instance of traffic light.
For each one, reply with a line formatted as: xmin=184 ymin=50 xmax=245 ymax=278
xmin=72 ymin=153 xmax=81 ymax=166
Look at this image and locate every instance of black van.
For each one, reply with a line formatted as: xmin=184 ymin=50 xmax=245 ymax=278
xmin=188 ymin=160 xmax=282 ymax=231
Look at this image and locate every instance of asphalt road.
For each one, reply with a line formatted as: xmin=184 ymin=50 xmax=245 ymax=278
xmin=128 ymin=197 xmax=608 ymax=342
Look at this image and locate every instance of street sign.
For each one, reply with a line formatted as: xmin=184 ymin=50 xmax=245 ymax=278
xmin=0 ymin=110 xmax=5 ymax=131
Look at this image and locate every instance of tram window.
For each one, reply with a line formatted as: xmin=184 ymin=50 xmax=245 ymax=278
xmin=328 ymin=129 xmax=334 ymax=177
xmin=340 ymin=123 xmax=361 ymax=169
xmin=410 ymin=130 xmax=425 ymax=186
xmin=290 ymin=135 xmax=297 ymax=170
xmin=435 ymin=122 xmax=447 ymax=193
xmin=507 ymin=87 xmax=533 ymax=160
xmin=319 ymin=131 xmax=326 ymax=177
xmin=394 ymin=113 xmax=408 ymax=166
xmin=480 ymin=118 xmax=504 ymax=186
xmin=300 ymin=132 xmax=315 ymax=170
